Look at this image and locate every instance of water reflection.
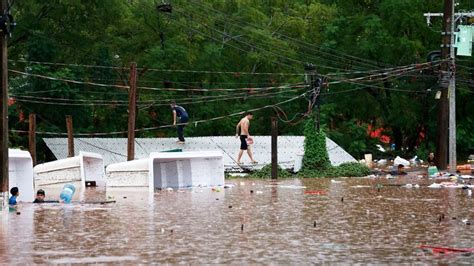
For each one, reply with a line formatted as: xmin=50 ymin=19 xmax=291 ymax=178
xmin=1 ymin=177 xmax=473 ymax=264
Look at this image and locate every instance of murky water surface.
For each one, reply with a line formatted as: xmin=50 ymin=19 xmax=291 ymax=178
xmin=1 ymin=177 xmax=473 ymax=264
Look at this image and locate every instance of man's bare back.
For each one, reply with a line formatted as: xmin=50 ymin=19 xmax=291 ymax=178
xmin=237 ymin=117 xmax=250 ymax=136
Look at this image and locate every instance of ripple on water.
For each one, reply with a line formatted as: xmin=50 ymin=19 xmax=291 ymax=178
xmin=1 ymin=178 xmax=473 ymax=264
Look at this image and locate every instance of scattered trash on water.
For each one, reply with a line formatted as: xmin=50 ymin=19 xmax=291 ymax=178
xmin=351 ymin=185 xmax=371 ymax=188
xmin=313 ymin=221 xmax=316 ymax=227
xmin=161 ymin=228 xmax=165 ymax=234
xmin=394 ymin=156 xmax=410 ymax=167
xmin=278 ymin=185 xmax=307 ymax=189
xmin=166 ymin=188 xmax=173 ymax=192
xmin=428 ymin=183 xmax=442 ymax=188
xmin=419 ymin=245 xmax=474 ymax=254
xmin=240 ymin=182 xmax=246 ymax=186
xmin=224 ymin=184 xmax=235 ymax=189
xmin=16 ymin=212 xmax=20 ymax=215
xmin=59 ymin=183 xmax=76 ymax=203
xmin=250 ymin=190 xmax=254 ymax=194
xmin=304 ymin=190 xmax=327 ymax=195
xmin=341 ymin=197 xmax=344 ymax=202
xmin=255 ymin=191 xmax=263 ymax=194
xmin=405 ymin=184 xmax=413 ymax=188
xmin=241 ymin=224 xmax=244 ymax=231
xmin=468 ymin=189 xmax=472 ymax=197
xmin=331 ymin=179 xmax=342 ymax=184
xmin=211 ymin=188 xmax=221 ymax=192
xmin=228 ymin=205 xmax=232 ymax=208
xmin=438 ymin=214 xmax=445 ymax=222
xmin=414 ymin=184 xmax=420 ymax=188
xmin=462 ymin=219 xmax=471 ymax=225
xmin=386 ymin=174 xmax=394 ymax=179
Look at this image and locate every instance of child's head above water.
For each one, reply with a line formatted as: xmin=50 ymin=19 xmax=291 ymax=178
xmin=10 ymin=187 xmax=19 ymax=196
xmin=36 ymin=189 xmax=45 ymax=201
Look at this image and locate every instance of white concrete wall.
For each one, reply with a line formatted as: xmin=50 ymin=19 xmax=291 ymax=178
xmin=8 ymin=149 xmax=34 ymax=202
xmin=106 ymin=159 xmax=149 ymax=187
xmin=149 ymin=151 xmax=224 ymax=190
xmin=34 ymin=151 xmax=105 ymax=187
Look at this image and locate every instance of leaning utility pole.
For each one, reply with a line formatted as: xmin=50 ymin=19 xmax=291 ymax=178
xmin=0 ymin=0 xmax=9 ymax=210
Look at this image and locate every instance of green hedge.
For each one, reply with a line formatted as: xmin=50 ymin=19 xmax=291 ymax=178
xmin=299 ymin=116 xmax=369 ymax=178
xmin=247 ymin=164 xmax=292 ymax=179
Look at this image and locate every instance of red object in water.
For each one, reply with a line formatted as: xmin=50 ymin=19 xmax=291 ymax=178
xmin=419 ymin=245 xmax=474 ymax=254
xmin=304 ymin=190 xmax=327 ymax=195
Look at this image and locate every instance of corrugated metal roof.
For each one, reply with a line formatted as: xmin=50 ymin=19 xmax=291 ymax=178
xmin=43 ymin=136 xmax=356 ymax=169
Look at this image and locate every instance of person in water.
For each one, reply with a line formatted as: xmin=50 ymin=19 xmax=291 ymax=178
xmin=9 ymin=187 xmax=19 ymax=206
xmin=390 ymin=164 xmax=407 ymax=175
xmin=33 ymin=189 xmax=45 ymax=203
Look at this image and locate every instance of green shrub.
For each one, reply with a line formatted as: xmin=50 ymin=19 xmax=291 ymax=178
xmin=298 ymin=116 xmax=370 ymax=178
xmin=302 ymin=118 xmax=331 ymax=171
xmin=248 ymin=164 xmax=293 ymax=179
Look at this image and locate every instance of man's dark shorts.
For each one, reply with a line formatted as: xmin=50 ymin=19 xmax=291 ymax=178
xmin=240 ymin=135 xmax=248 ymax=150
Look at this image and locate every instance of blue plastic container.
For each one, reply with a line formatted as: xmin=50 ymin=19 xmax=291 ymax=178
xmin=59 ymin=184 xmax=76 ymax=203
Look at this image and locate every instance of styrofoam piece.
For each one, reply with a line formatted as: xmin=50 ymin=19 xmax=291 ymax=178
xmin=34 ymin=151 xmax=105 ymax=187
xmin=149 ymin=150 xmax=224 ymax=191
xmin=106 ymin=159 xmax=149 ymax=187
xmin=394 ymin=156 xmax=410 ymax=167
xmin=8 ymin=149 xmax=34 ymax=202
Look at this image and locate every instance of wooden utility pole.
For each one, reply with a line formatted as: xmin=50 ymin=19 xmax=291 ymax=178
xmin=28 ymin=113 xmax=36 ymax=165
xmin=435 ymin=0 xmax=454 ymax=170
xmin=271 ymin=117 xmax=278 ymax=179
xmin=127 ymin=62 xmax=137 ymax=161
xmin=0 ymin=0 xmax=9 ymax=209
xmin=66 ymin=115 xmax=74 ymax=157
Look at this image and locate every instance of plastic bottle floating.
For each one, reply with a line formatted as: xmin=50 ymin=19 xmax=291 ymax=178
xmin=59 ymin=183 xmax=76 ymax=203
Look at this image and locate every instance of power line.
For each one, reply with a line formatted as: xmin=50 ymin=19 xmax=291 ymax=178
xmin=10 ymin=91 xmax=309 ymax=136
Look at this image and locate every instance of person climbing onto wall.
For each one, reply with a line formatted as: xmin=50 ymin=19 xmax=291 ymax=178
xmin=235 ymin=112 xmax=257 ymax=164
xmin=170 ymin=101 xmax=189 ymax=144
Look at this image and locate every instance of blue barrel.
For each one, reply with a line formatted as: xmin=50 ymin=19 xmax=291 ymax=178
xmin=60 ymin=184 xmax=76 ymax=203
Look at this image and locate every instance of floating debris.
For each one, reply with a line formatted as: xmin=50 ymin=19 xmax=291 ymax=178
xmin=304 ymin=190 xmax=327 ymax=195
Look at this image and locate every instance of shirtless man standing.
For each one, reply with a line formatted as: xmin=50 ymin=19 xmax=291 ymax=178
xmin=235 ymin=112 xmax=257 ymax=164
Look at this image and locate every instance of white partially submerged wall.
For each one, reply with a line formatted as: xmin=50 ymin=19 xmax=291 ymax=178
xmin=149 ymin=151 xmax=224 ymax=191
xmin=34 ymin=151 xmax=105 ymax=187
xmin=106 ymin=158 xmax=149 ymax=187
xmin=8 ymin=149 xmax=34 ymax=202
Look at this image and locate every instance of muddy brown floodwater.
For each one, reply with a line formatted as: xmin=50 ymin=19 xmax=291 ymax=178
xmin=1 ymin=177 xmax=473 ymax=264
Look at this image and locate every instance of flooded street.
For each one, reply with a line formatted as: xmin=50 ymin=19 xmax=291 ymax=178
xmin=1 ymin=177 xmax=473 ymax=264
